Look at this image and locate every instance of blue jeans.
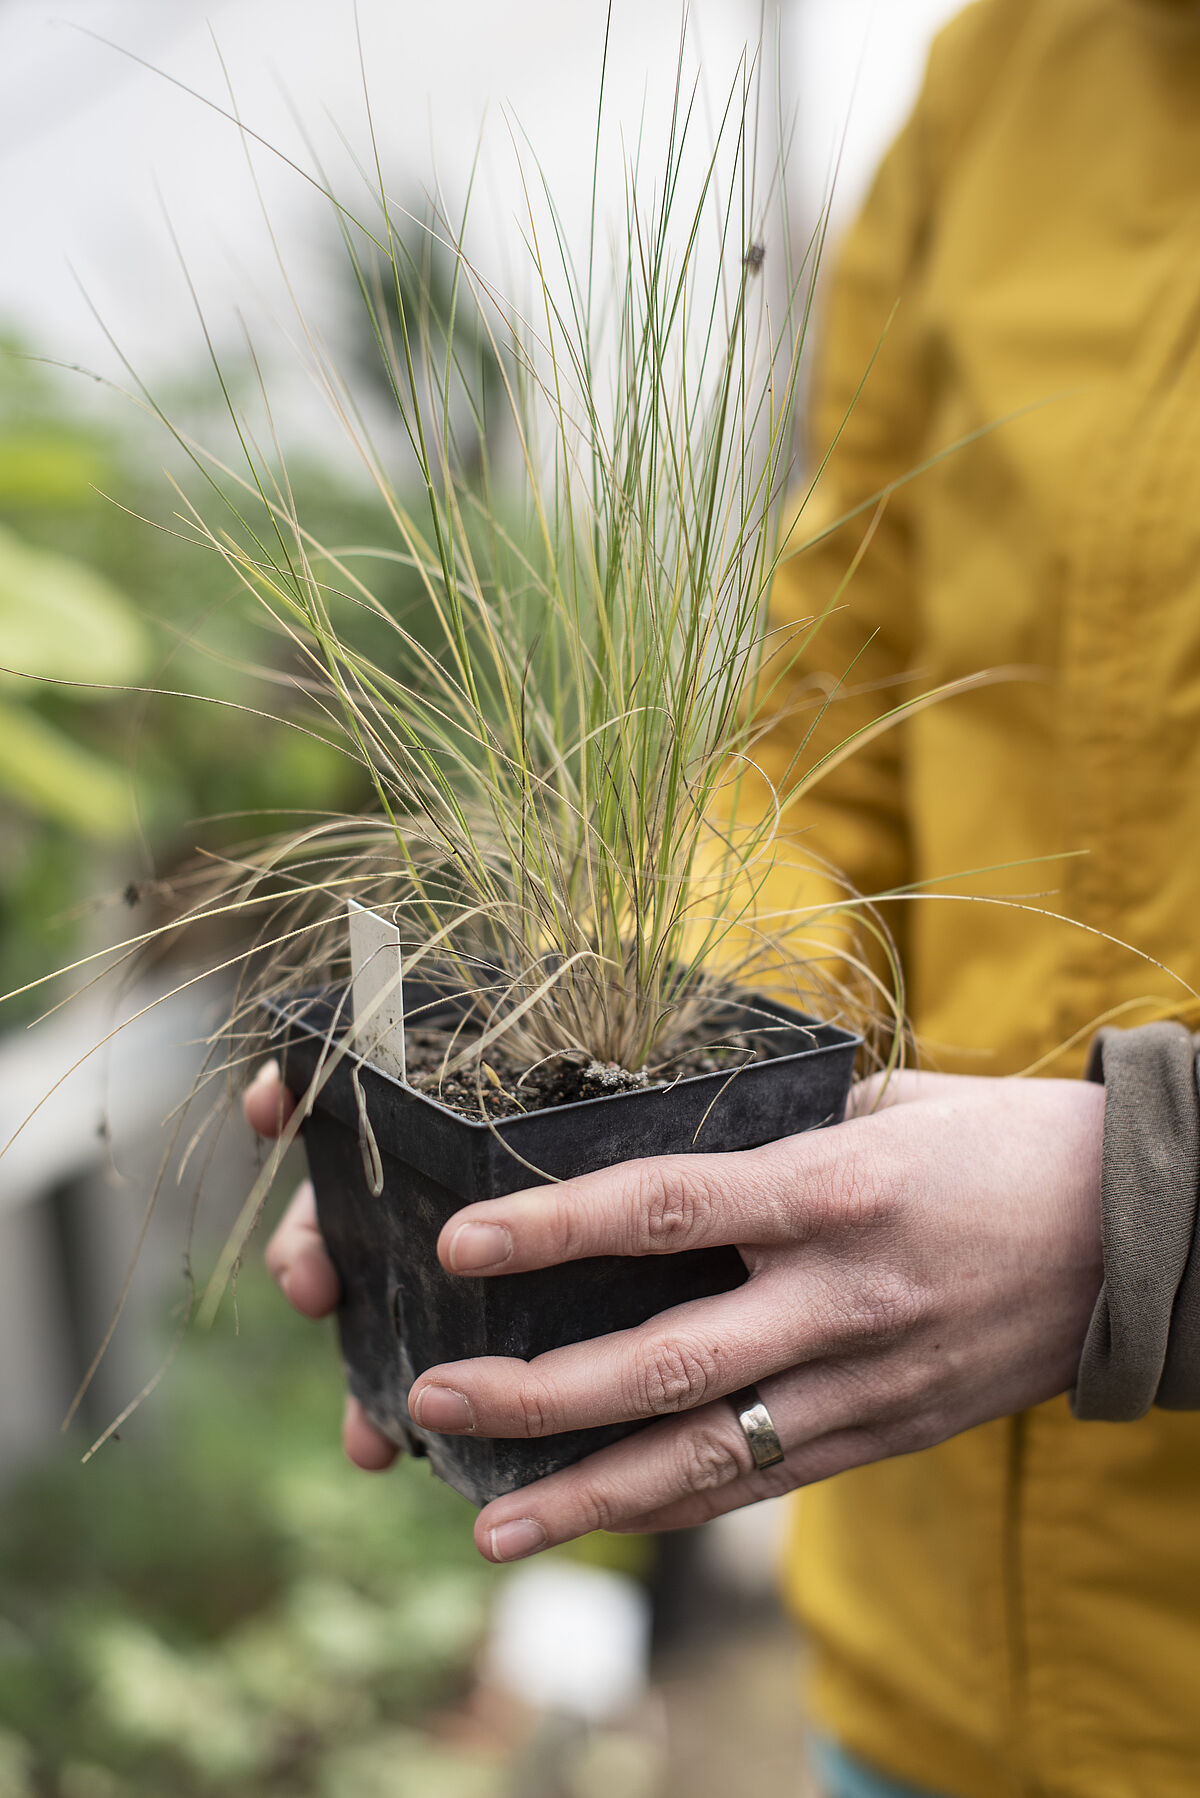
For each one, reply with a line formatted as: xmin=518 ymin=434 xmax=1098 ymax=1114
xmin=808 ymin=1737 xmax=951 ymax=1798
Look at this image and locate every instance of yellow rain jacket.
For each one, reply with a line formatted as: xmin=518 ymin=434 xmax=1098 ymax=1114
xmin=764 ymin=2 xmax=1200 ymax=1793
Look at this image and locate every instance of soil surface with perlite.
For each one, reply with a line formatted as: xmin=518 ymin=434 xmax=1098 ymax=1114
xmin=403 ymin=1016 xmax=775 ymax=1121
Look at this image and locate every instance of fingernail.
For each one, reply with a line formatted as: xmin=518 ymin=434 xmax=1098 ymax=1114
xmin=249 ymin=1058 xmax=281 ymax=1090
xmin=489 ymin=1518 xmax=547 ymax=1562
xmin=449 ymin=1221 xmax=512 ymax=1272
xmin=412 ymin=1385 xmax=475 ymax=1433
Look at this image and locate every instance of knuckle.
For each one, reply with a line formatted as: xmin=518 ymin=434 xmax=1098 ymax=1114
xmin=573 ymin=1486 xmax=619 ymax=1534
xmin=634 ymin=1159 xmax=707 ymax=1253
xmin=896 ymin=1340 xmax=958 ymax=1412
xmin=807 ymin=1143 xmax=893 ymax=1237
xmin=909 ymin=1405 xmax=954 ymax=1453
xmin=633 ymin=1336 xmax=718 ymax=1416
xmin=510 ymin=1375 xmax=556 ymax=1438
xmin=897 ymin=1416 xmax=940 ymax=1456
xmin=848 ymin=1270 xmax=923 ymax=1345
xmin=875 ymin=1351 xmax=934 ymax=1415
xmin=838 ymin=1354 xmax=942 ymax=1453
xmin=838 ymin=1149 xmax=893 ymax=1229
xmin=877 ymin=1406 xmax=948 ymax=1458
xmin=591 ymin=1493 xmax=622 ymax=1533
xmin=754 ymin=1461 xmax=799 ymax=1503
xmin=678 ymin=1424 xmax=745 ymax=1493
xmin=556 ymin=1198 xmax=591 ymax=1264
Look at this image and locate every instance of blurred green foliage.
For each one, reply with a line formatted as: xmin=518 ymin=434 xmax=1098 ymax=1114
xmin=0 ymin=1272 xmax=508 ymax=1797
xmin=0 ymin=1266 xmax=650 ymax=1797
xmin=0 ymin=341 xmax=421 ymax=1016
xmin=0 ymin=521 xmax=148 ymax=836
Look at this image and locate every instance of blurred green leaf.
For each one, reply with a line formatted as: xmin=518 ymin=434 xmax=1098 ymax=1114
xmin=0 ymin=434 xmax=110 ymax=507
xmin=0 ymin=1727 xmax=35 ymax=1798
xmin=57 ymin=1764 xmax=122 ymax=1798
xmin=0 ymin=700 xmax=137 ymax=837
xmin=0 ymin=1273 xmax=504 ymax=1794
xmin=317 ymin=1729 xmax=504 ymax=1798
xmin=0 ymin=522 xmax=147 ymax=692
xmin=80 ymin=1618 xmax=276 ymax=1782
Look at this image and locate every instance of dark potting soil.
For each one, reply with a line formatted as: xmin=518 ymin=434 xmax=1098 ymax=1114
xmin=403 ymin=1015 xmax=775 ymax=1121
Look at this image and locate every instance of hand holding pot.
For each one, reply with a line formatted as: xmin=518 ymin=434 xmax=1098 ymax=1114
xmin=406 ymin=1070 xmax=1105 ymax=1558
xmin=251 ymin=1063 xmax=1106 ymax=1557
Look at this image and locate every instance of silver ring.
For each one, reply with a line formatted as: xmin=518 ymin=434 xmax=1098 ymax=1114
xmin=729 ymin=1384 xmax=785 ymax=1471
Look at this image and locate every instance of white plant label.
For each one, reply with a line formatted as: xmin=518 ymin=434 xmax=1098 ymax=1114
xmin=347 ymin=898 xmax=407 ymax=1082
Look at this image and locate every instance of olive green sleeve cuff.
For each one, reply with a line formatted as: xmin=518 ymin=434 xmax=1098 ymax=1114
xmin=1071 ymin=1023 xmax=1200 ymax=1422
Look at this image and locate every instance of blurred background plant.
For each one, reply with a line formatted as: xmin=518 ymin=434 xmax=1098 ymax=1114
xmin=0 ymin=1270 xmax=510 ymax=1798
xmin=0 ymin=341 xmax=399 ymax=1021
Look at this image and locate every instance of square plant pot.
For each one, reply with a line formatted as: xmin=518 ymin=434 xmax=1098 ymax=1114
xmin=267 ymin=985 xmax=859 ymax=1506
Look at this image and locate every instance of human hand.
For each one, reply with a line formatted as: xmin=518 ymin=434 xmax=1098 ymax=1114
xmin=405 ymin=1070 xmax=1105 ymax=1563
xmin=244 ymin=1062 xmax=399 ymax=1471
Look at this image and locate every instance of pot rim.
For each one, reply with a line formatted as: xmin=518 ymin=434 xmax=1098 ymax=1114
xmin=265 ymin=986 xmax=861 ymax=1135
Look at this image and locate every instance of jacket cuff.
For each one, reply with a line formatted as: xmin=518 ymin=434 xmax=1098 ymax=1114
xmin=1071 ymin=1023 xmax=1200 ymax=1421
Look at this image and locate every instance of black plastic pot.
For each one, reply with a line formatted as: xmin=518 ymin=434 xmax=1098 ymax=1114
xmin=269 ymin=985 xmax=859 ymax=1506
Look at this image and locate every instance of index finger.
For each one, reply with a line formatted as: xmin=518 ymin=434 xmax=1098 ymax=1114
xmin=434 ymin=1126 xmax=870 ymax=1276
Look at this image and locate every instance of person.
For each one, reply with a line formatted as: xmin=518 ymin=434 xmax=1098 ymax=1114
xmin=246 ymin=2 xmax=1200 ymax=1792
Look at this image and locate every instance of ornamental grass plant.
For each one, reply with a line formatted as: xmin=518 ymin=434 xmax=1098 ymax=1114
xmin=3 ymin=14 xmax=971 ymax=1421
